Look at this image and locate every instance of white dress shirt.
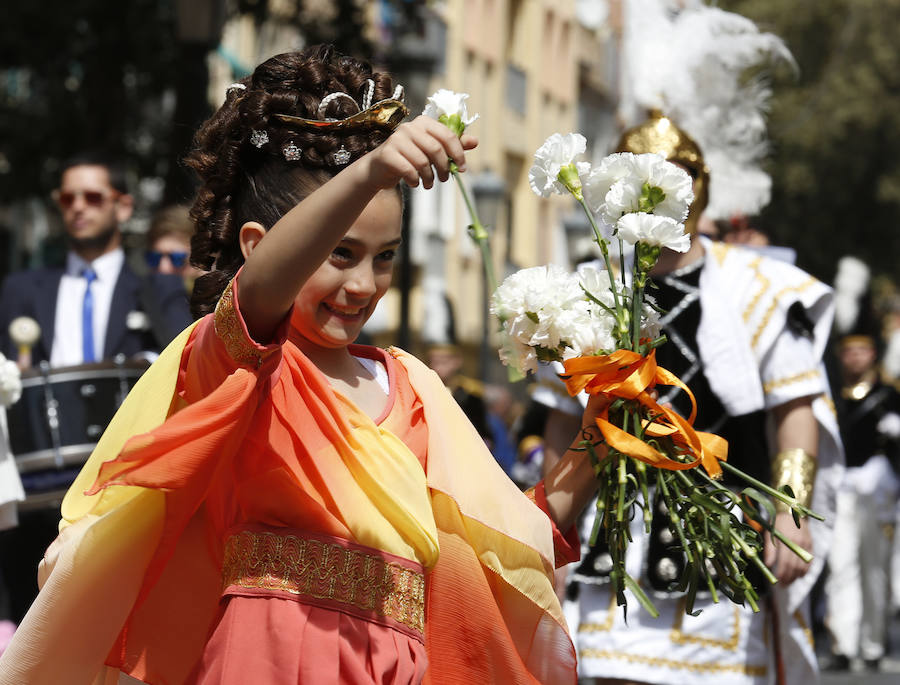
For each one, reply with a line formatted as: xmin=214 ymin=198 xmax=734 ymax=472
xmin=50 ymin=249 xmax=125 ymax=366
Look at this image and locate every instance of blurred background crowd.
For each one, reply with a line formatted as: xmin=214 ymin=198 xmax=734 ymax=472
xmin=0 ymin=0 xmax=899 ymax=680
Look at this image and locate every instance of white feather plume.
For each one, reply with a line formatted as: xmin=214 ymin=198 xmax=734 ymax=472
xmin=833 ymin=256 xmax=871 ymax=334
xmin=621 ymin=0 xmax=796 ymax=219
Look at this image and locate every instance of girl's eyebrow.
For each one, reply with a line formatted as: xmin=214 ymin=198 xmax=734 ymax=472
xmin=340 ymin=237 xmax=403 ymax=248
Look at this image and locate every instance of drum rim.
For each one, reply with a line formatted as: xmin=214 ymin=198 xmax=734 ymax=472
xmin=14 ymin=444 xmax=96 ymax=473
xmin=18 ymin=366 xmax=148 ymax=387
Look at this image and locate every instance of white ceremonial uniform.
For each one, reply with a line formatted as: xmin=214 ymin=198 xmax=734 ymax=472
xmin=533 ymin=238 xmax=844 ymax=684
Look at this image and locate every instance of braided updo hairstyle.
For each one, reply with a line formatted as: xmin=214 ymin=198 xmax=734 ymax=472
xmin=185 ymin=44 xmax=401 ymax=318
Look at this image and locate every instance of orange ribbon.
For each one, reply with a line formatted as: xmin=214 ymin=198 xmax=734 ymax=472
xmin=562 ymin=349 xmax=728 ymax=479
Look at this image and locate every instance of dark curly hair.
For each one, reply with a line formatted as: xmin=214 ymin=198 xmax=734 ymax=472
xmin=184 ymin=44 xmax=401 ymax=318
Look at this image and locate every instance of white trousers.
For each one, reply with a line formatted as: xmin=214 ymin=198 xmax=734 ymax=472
xmin=825 ymin=457 xmax=899 ymax=660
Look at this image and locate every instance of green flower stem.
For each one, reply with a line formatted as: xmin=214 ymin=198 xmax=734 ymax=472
xmin=616 ymin=453 xmax=628 ymax=523
xmin=452 ymin=169 xmax=497 ymax=293
xmin=576 ymin=197 xmax=623 ymax=322
xmin=719 ymin=462 xmax=825 ymax=521
xmin=730 ymin=528 xmax=778 ymax=585
xmin=769 ymin=527 xmax=815 ymax=564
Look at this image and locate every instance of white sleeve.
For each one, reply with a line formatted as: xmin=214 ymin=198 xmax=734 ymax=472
xmin=759 ymin=327 xmax=828 ymax=410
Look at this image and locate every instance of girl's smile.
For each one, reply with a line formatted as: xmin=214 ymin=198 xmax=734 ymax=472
xmin=290 ymin=190 xmax=402 ymax=353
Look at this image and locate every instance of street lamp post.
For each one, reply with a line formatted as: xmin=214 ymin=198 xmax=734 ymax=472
xmin=470 ymin=169 xmax=507 ymax=382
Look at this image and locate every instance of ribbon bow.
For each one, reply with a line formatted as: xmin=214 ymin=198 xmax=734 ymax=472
xmin=562 ymin=349 xmax=727 ymax=478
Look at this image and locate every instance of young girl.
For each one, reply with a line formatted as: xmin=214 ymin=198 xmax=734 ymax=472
xmin=0 ymin=45 xmax=606 ymax=684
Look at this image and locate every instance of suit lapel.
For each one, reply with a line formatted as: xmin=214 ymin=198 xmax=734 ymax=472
xmin=105 ymin=263 xmax=140 ymax=357
xmin=36 ymin=269 xmax=63 ymax=362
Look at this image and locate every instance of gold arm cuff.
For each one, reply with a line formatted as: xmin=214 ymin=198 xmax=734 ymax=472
xmin=771 ymin=448 xmax=817 ymax=512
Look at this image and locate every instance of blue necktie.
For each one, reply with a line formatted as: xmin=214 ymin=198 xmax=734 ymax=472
xmin=82 ymin=267 xmax=97 ymax=363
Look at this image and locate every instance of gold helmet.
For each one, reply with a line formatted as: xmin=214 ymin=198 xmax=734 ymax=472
xmin=615 ymin=110 xmax=710 ymax=235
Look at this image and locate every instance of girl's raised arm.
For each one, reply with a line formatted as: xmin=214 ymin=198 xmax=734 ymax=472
xmin=236 ymin=116 xmax=476 ymax=343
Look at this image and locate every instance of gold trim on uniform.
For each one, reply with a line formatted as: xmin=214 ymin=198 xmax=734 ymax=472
xmin=670 ymin=597 xmax=741 ymax=650
xmin=577 ymin=587 xmax=766 ymax=676
xmin=214 ymin=278 xmax=264 ymax=368
xmin=762 ymin=369 xmax=822 ymax=394
xmin=742 ymin=257 xmax=768 ymax=324
xmin=709 ymin=241 xmax=733 ymax=267
xmin=751 ymin=278 xmax=819 ymax=351
xmin=771 ymin=448 xmax=817 ymax=512
xmin=793 ymin=609 xmax=815 ymax=648
xmin=577 ymin=649 xmax=767 ymax=677
xmin=222 ymin=529 xmax=426 ymax=638
xmin=579 ymin=592 xmax=618 ymax=633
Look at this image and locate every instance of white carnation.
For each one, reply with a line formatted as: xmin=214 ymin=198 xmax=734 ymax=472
xmin=491 ymin=264 xmax=587 ymax=374
xmin=0 ymin=355 xmax=22 ymax=408
xmin=616 ymin=212 xmax=691 ymax=253
xmin=528 ymin=133 xmax=592 ymax=198
xmin=423 ymin=89 xmax=479 ymax=129
xmin=583 ymin=152 xmax=693 ymax=226
xmin=641 ymin=297 xmax=662 ymax=339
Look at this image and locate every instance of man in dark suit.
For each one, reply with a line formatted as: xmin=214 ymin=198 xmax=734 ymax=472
xmin=0 ymin=153 xmax=192 ymax=366
xmin=0 ymin=152 xmax=192 ymax=623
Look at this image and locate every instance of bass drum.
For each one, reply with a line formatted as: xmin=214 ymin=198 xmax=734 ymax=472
xmin=6 ymin=356 xmax=150 ymax=510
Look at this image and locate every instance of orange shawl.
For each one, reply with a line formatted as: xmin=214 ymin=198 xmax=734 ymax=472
xmin=0 ymin=311 xmax=574 ymax=684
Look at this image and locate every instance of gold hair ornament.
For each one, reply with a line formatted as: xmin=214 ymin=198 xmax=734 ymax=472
xmin=272 ymin=99 xmax=409 ymax=134
xmin=770 ymin=448 xmax=817 ymax=513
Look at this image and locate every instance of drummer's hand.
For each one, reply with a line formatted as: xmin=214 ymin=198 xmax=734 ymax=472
xmin=763 ymin=513 xmax=812 ymax=586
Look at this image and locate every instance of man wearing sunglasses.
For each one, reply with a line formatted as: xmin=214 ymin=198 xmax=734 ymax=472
xmin=0 ymin=152 xmax=193 ymax=624
xmin=0 ymin=152 xmax=192 ymax=370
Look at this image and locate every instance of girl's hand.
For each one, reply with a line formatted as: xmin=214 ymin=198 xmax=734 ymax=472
xmin=582 ymin=392 xmax=612 ymax=433
xmin=359 ymin=115 xmax=478 ymax=191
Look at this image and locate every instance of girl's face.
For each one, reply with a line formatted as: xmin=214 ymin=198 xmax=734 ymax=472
xmin=291 ymin=190 xmax=402 ymax=350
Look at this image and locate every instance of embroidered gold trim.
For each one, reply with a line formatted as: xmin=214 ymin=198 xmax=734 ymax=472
xmin=762 ymin=369 xmax=822 ymax=394
xmin=742 ymin=257 xmax=769 ymax=323
xmin=222 ymin=530 xmax=425 ymax=637
xmin=577 ymin=649 xmax=767 ymax=676
xmin=709 ymin=241 xmax=732 ymax=267
xmin=793 ymin=609 xmax=814 ymax=648
xmin=578 ymin=589 xmax=617 ymax=633
xmin=751 ymin=277 xmax=819 ymax=351
xmin=670 ymin=597 xmax=741 ymax=650
xmin=214 ymin=278 xmax=264 ymax=368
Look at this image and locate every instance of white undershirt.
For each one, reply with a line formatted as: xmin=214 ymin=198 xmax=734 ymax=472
xmin=50 ymin=249 xmax=125 ymax=366
xmin=355 ymin=355 xmax=389 ymax=394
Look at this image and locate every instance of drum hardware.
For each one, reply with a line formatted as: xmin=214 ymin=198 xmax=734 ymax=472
xmin=7 ymin=359 xmax=150 ymax=510
xmin=113 ymin=353 xmax=130 ymax=407
xmin=38 ymin=361 xmax=65 ymax=469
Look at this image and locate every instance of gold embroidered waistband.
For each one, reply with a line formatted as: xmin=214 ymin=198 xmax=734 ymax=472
xmin=222 ymin=527 xmax=425 ymax=640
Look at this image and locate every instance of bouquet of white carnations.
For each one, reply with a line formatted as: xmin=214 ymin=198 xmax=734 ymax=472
xmin=426 ymin=95 xmax=820 ymax=617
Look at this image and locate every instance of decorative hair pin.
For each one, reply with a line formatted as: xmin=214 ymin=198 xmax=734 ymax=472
xmin=282 ymin=141 xmax=302 ymax=162
xmin=227 ymin=83 xmax=247 ymax=95
xmin=331 ymin=146 xmax=352 ymax=166
xmin=250 ymin=129 xmax=269 ymax=148
xmin=272 ymin=80 xmax=409 ymax=134
xmin=273 ymin=99 xmax=408 ymax=133
xmin=317 ymin=92 xmax=360 ymax=120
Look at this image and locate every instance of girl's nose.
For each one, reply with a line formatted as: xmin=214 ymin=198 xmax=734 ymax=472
xmin=345 ymin=264 xmax=377 ymax=297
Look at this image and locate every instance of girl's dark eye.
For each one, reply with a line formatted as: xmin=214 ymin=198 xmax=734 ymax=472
xmin=332 ymin=246 xmax=353 ymax=261
xmin=377 ymin=249 xmax=397 ymax=262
